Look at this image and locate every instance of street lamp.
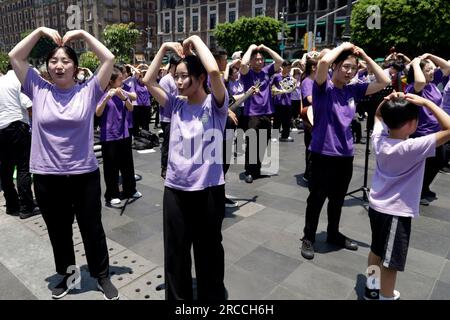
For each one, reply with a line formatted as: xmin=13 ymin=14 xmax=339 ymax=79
xmin=278 ymin=7 xmax=287 ymax=59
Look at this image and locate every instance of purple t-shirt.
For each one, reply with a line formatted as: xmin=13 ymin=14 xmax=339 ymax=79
xmin=240 ymin=63 xmax=275 ymax=116
xmin=228 ymin=79 xmax=245 ymax=108
xmin=406 ymin=83 xmax=442 ymax=136
xmin=123 ymin=78 xmax=135 ymax=128
xmin=272 ymin=74 xmax=293 ymax=106
xmin=432 ymin=68 xmax=450 ymax=89
xmin=158 ymin=73 xmax=177 ymax=122
xmin=301 ymin=77 xmax=314 ymax=107
xmin=99 ymin=93 xmax=131 ymax=142
xmin=130 ymin=77 xmax=151 ymax=106
xmin=22 ymin=67 xmax=104 ymax=174
xmin=442 ymin=79 xmax=450 ymax=115
xmin=163 ymin=92 xmax=228 ymax=191
xmin=369 ymin=121 xmax=436 ymax=218
xmin=309 ymin=80 xmax=369 ymax=157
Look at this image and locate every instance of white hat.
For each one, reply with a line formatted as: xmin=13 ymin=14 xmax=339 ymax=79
xmin=231 ymin=51 xmax=242 ymax=60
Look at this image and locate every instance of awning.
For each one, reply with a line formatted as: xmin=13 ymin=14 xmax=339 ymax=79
xmin=334 ymin=18 xmax=347 ymax=25
xmin=288 ymin=23 xmax=306 ymax=28
xmin=316 ymin=21 xmax=326 ymax=26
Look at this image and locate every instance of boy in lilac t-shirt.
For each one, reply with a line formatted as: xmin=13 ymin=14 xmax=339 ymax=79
xmin=366 ymin=92 xmax=450 ymax=300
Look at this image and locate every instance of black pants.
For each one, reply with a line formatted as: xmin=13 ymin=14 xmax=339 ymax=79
xmin=163 ymin=185 xmax=225 ymax=300
xmin=101 ymin=137 xmax=136 ymax=200
xmin=304 ymin=129 xmax=312 ymax=181
xmin=303 ymin=153 xmax=353 ymax=242
xmin=33 ymin=169 xmax=109 ymax=278
xmin=223 ymin=118 xmax=237 ymax=176
xmin=160 ymin=121 xmax=171 ymax=171
xmin=422 ymin=145 xmax=446 ymax=195
xmin=273 ymin=104 xmax=292 ymax=139
xmin=351 ymin=119 xmax=362 ymax=143
xmin=132 ymin=105 xmax=151 ymax=136
xmin=0 ymin=121 xmax=35 ymax=212
xmin=245 ymin=115 xmax=271 ymax=177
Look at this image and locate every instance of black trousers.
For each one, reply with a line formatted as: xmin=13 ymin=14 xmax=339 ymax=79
xmin=291 ymin=100 xmax=301 ymax=121
xmin=303 ymin=153 xmax=353 ymax=242
xmin=163 ymin=185 xmax=225 ymax=301
xmin=0 ymin=121 xmax=34 ymax=212
xmin=132 ymin=105 xmax=151 ymax=136
xmin=160 ymin=121 xmax=171 ymax=171
xmin=33 ymin=169 xmax=109 ymax=278
xmin=304 ymin=129 xmax=312 ymax=181
xmin=245 ymin=115 xmax=271 ymax=177
xmin=422 ymin=145 xmax=446 ymax=195
xmin=101 ymin=137 xmax=136 ymax=200
xmin=273 ymin=104 xmax=292 ymax=139
xmin=223 ymin=118 xmax=237 ymax=176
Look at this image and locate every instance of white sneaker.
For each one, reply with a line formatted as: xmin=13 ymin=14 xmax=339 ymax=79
xmin=109 ymin=198 xmax=122 ymax=208
xmin=131 ymin=191 xmax=142 ymax=199
xmin=380 ymin=290 xmax=400 ymax=300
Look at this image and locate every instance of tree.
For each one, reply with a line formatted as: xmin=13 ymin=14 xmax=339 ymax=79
xmin=21 ymin=30 xmax=56 ymax=62
xmin=0 ymin=52 xmax=9 ymax=74
xmin=351 ymin=0 xmax=450 ymax=58
xmin=214 ymin=16 xmax=286 ymax=56
xmin=103 ymin=23 xmax=140 ymax=64
xmin=79 ymin=51 xmax=100 ymax=72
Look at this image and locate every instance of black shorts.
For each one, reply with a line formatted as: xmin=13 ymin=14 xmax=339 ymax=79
xmin=368 ymin=207 xmax=411 ymax=271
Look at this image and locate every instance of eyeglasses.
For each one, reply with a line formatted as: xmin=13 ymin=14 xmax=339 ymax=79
xmin=341 ymin=64 xmax=358 ymax=72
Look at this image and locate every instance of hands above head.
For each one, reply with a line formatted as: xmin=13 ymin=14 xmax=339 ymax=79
xmin=163 ymin=42 xmax=185 ymax=58
xmin=62 ymin=30 xmax=87 ymax=46
xmin=405 ymin=93 xmax=430 ymax=107
xmin=39 ymin=27 xmax=63 ymax=46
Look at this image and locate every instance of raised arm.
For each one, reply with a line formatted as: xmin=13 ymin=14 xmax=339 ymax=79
xmin=62 ymin=30 xmax=115 ymax=90
xmin=9 ymin=27 xmax=62 ymax=84
xmin=183 ymin=35 xmax=226 ymax=106
xmin=406 ymin=93 xmax=450 ymax=146
xmin=355 ymin=47 xmax=390 ymax=96
xmin=410 ymin=58 xmax=426 ymax=93
xmin=316 ymin=42 xmax=355 ymax=85
xmin=421 ymin=53 xmax=450 ymax=76
xmin=142 ymin=42 xmax=184 ymax=108
xmin=240 ymin=44 xmax=258 ymax=76
xmin=258 ymin=44 xmax=283 ymax=72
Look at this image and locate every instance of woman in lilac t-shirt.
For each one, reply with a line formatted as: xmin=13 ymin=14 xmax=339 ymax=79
xmin=300 ymin=43 xmax=390 ymax=261
xmin=143 ymin=36 xmax=228 ymax=300
xmin=9 ymin=27 xmax=118 ymax=300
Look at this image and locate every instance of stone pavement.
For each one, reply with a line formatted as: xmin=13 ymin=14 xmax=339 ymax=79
xmin=1 ymin=127 xmax=449 ymax=300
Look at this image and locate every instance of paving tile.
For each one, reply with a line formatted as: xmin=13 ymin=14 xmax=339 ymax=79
xmin=409 ymin=229 xmax=450 ymax=258
xmin=439 ymin=260 xmax=450 ymax=285
xmin=396 ymin=270 xmax=435 ymax=300
xmin=120 ymin=267 xmax=165 ymax=300
xmin=429 ymin=281 xmax=450 ymax=300
xmin=264 ymin=285 xmax=309 ymax=300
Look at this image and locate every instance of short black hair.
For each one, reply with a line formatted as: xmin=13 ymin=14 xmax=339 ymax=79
xmin=390 ymin=61 xmax=405 ymax=72
xmin=333 ymin=49 xmax=357 ymax=67
xmin=45 ymin=46 xmax=78 ymax=69
xmin=212 ymin=48 xmax=228 ymax=60
xmin=250 ymin=50 xmax=264 ymax=60
xmin=169 ymin=54 xmax=182 ymax=69
xmin=380 ymin=98 xmax=419 ymax=130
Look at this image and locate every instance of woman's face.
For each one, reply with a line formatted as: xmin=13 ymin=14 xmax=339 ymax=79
xmin=110 ymin=73 xmax=123 ymax=89
xmin=174 ymin=62 xmax=203 ymax=97
xmin=47 ymin=48 xmax=77 ymax=88
xmin=422 ymin=62 xmax=435 ymax=83
xmin=230 ymin=67 xmax=239 ymax=81
xmin=334 ymin=57 xmax=358 ymax=85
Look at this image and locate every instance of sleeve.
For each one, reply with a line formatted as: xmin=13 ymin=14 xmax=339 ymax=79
xmin=301 ymin=78 xmax=314 ymax=98
xmin=371 ymin=121 xmax=388 ymax=139
xmin=401 ymin=134 xmax=436 ymax=160
xmin=162 ymin=92 xmax=176 ymax=116
xmin=350 ymin=82 xmax=370 ymax=103
xmin=21 ymin=67 xmax=50 ymax=101
xmin=211 ymin=90 xmax=229 ymax=115
xmin=84 ymin=75 xmax=105 ymax=106
xmin=266 ymin=63 xmax=275 ymax=78
xmin=159 ymin=76 xmax=170 ymax=93
xmin=272 ymin=74 xmax=281 ymax=89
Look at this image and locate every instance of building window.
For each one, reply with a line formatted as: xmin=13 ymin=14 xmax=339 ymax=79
xmin=163 ymin=12 xmax=171 ymax=33
xmin=317 ymin=0 xmax=327 ymax=11
xmin=177 ymin=0 xmax=184 ymax=5
xmin=299 ymin=0 xmax=308 ymax=12
xmin=136 ymin=1 xmax=142 ymax=10
xmin=227 ymin=2 xmax=237 ymax=23
xmin=59 ymin=2 xmax=65 ymax=12
xmin=209 ymin=35 xmax=216 ymax=49
xmin=288 ymin=0 xmax=297 ymax=14
xmin=208 ymin=5 xmax=217 ymax=30
xmin=122 ymin=12 xmax=129 ymax=22
xmin=136 ymin=13 xmax=143 ymax=22
xmin=176 ymin=10 xmax=184 ymax=33
xmin=316 ymin=23 xmax=326 ymax=43
xmin=107 ymin=11 xmax=113 ymax=21
xmin=191 ymin=0 xmax=198 ymax=4
xmin=253 ymin=0 xmax=266 ymax=17
xmin=191 ymin=8 xmax=199 ymax=32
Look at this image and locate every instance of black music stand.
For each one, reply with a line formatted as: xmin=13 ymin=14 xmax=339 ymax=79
xmin=346 ymin=85 xmax=394 ymax=202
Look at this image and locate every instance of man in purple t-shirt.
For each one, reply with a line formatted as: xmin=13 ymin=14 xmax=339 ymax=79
xmin=240 ymin=44 xmax=283 ymax=183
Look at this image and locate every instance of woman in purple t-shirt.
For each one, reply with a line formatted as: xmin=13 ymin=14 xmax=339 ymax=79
xmin=9 ymin=27 xmax=118 ymax=300
xmin=300 ymin=42 xmax=390 ymax=260
xmin=143 ymin=36 xmax=228 ymax=300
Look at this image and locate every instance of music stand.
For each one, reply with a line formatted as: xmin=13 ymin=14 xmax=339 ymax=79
xmin=346 ymin=85 xmax=394 ymax=202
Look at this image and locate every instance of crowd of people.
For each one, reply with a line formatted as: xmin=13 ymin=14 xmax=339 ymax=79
xmin=1 ymin=26 xmax=450 ymax=301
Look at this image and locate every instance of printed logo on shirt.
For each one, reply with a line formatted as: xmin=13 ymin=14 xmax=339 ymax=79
xmin=201 ymin=112 xmax=209 ymax=124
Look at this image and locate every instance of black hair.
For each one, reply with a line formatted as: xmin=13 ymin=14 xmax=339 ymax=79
xmin=125 ymin=65 xmax=132 ymax=76
xmin=250 ymin=50 xmax=264 ymax=60
xmin=333 ymin=49 xmax=357 ymax=68
xmin=114 ymin=63 xmax=126 ymax=74
xmin=169 ymin=54 xmax=182 ymax=69
xmin=380 ymin=98 xmax=419 ymax=130
xmin=390 ymin=61 xmax=405 ymax=72
xmin=407 ymin=59 xmax=429 ymax=84
xmin=212 ymin=48 xmax=228 ymax=60
xmin=302 ymin=58 xmax=318 ymax=80
xmin=45 ymin=46 xmax=79 ymax=69
xmin=109 ymin=67 xmax=122 ymax=84
xmin=178 ymin=55 xmax=209 ymax=93
xmin=282 ymin=60 xmax=292 ymax=67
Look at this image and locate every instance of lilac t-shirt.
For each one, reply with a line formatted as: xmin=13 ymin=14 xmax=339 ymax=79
xmin=158 ymin=73 xmax=177 ymax=122
xmin=441 ymin=80 xmax=450 ymax=115
xmin=240 ymin=63 xmax=275 ymax=116
xmin=406 ymin=83 xmax=442 ymax=136
xmin=131 ymin=77 xmax=151 ymax=106
xmin=123 ymin=79 xmax=135 ymax=128
xmin=99 ymin=94 xmax=130 ymax=142
xmin=301 ymin=77 xmax=314 ymax=107
xmin=163 ymin=92 xmax=228 ymax=191
xmin=272 ymin=74 xmax=293 ymax=106
xmin=309 ymin=80 xmax=369 ymax=157
xmin=369 ymin=121 xmax=436 ymax=218
xmin=22 ymin=67 xmax=104 ymax=174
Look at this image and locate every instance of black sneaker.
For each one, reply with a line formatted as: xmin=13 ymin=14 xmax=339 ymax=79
xmin=97 ymin=277 xmax=119 ymax=300
xmin=364 ymin=286 xmax=379 ymax=300
xmin=327 ymin=233 xmax=358 ymax=251
xmin=245 ymin=174 xmax=253 ymax=183
xmin=300 ymin=239 xmax=314 ymax=260
xmin=19 ymin=207 xmax=41 ymax=220
xmin=422 ymin=190 xmax=437 ymax=200
xmin=52 ymin=274 xmax=77 ymax=299
xmin=6 ymin=207 xmax=20 ymax=216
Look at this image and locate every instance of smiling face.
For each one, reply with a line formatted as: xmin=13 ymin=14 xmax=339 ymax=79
xmin=46 ymin=48 xmax=77 ymax=89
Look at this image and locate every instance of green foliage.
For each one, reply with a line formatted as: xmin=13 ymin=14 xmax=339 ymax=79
xmin=214 ymin=16 xmax=286 ymax=55
xmin=103 ymin=23 xmax=140 ymax=64
xmin=351 ymin=0 xmax=450 ymax=58
xmin=79 ymin=51 xmax=100 ymax=72
xmin=21 ymin=30 xmax=56 ymax=61
xmin=0 ymin=51 xmax=9 ymax=74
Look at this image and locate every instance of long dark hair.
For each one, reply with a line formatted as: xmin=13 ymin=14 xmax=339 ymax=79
xmin=178 ymin=55 xmax=209 ymax=93
xmin=301 ymin=58 xmax=318 ymax=81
